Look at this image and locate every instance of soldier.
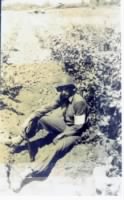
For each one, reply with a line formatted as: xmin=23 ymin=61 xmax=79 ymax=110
xmin=9 ymin=75 xmax=88 ymax=192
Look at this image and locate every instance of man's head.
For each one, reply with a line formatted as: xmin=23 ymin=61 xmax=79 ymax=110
xmin=55 ymin=76 xmax=76 ymax=101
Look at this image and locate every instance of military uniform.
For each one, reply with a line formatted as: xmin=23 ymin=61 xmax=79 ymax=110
xmin=9 ymin=76 xmax=88 ymax=192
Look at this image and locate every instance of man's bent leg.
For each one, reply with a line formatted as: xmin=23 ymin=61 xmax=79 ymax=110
xmin=11 ymin=111 xmax=66 ymax=147
xmin=9 ymin=136 xmax=81 ymax=192
xmin=31 ymin=135 xmax=81 ymax=177
xmin=38 ymin=115 xmax=66 ymax=135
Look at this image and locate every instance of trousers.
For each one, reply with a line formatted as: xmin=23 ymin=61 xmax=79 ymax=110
xmin=24 ymin=112 xmax=66 ymax=139
xmin=30 ymin=135 xmax=81 ymax=178
xmin=9 ymin=111 xmax=82 ymax=192
xmin=25 ymin=112 xmax=81 ymax=147
xmin=11 ymin=134 xmax=81 ymax=192
xmin=22 ymin=112 xmax=82 ymax=178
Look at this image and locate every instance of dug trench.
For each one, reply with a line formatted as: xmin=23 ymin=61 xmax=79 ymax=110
xmin=0 ymin=6 xmax=121 ymax=195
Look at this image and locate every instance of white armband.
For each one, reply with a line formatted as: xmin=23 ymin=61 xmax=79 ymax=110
xmin=74 ymin=114 xmax=85 ymax=125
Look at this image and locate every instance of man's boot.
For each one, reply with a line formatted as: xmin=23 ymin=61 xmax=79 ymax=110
xmin=9 ymin=135 xmax=25 ymax=153
xmin=8 ymin=164 xmax=33 ymax=193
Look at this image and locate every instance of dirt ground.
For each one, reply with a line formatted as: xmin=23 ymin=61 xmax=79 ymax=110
xmin=0 ymin=5 xmax=121 ymax=195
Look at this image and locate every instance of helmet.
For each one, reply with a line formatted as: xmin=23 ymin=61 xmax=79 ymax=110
xmin=55 ymin=75 xmax=76 ymax=91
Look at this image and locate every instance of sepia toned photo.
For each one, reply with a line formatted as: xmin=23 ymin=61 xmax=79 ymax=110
xmin=0 ymin=0 xmax=122 ymax=196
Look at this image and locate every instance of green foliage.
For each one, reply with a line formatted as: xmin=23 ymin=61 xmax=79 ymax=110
xmin=51 ymin=25 xmax=121 ymax=139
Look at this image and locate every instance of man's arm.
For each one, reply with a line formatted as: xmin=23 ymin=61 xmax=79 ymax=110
xmin=23 ymin=98 xmax=60 ymax=133
xmin=33 ymin=98 xmax=60 ymax=118
xmin=53 ymin=114 xmax=86 ymax=144
xmin=53 ymin=100 xmax=87 ymax=144
xmin=53 ymin=123 xmax=83 ymax=143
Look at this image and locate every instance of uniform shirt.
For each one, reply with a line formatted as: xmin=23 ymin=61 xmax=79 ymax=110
xmin=41 ymin=93 xmax=87 ymax=137
xmin=63 ymin=94 xmax=87 ymax=126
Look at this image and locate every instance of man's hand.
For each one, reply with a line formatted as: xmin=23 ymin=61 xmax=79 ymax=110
xmin=25 ymin=111 xmax=45 ymax=127
xmin=21 ymin=110 xmax=46 ymax=137
xmin=5 ymin=135 xmax=24 ymax=148
xmin=32 ymin=111 xmax=45 ymax=119
xmin=53 ymin=134 xmax=64 ymax=145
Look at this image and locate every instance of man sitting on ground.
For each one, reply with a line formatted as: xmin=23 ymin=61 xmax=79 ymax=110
xmin=9 ymin=75 xmax=88 ymax=192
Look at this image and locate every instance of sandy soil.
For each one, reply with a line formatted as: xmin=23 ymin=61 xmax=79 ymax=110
xmin=0 ymin=6 xmax=121 ymax=195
